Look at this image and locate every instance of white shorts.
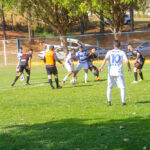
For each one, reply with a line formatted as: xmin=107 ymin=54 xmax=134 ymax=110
xmin=65 ymin=63 xmax=75 ymax=72
xmin=76 ymin=62 xmax=88 ymax=71
xmin=107 ymin=75 xmax=125 ymax=89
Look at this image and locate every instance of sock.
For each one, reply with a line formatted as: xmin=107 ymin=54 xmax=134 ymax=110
xmin=26 ymin=76 xmax=30 ymax=83
xmin=48 ymin=79 xmax=54 ymax=88
xmin=85 ymin=73 xmax=88 ymax=82
xmin=139 ymin=72 xmax=143 ymax=80
xmin=120 ymin=88 xmax=125 ymax=103
xmin=94 ymin=72 xmax=98 ymax=77
xmin=14 ymin=76 xmax=19 ymax=83
xmin=55 ymin=78 xmax=59 ymax=87
xmin=107 ymin=87 xmax=111 ymax=102
xmin=63 ymin=75 xmax=68 ymax=82
xmin=134 ymin=72 xmax=137 ymax=81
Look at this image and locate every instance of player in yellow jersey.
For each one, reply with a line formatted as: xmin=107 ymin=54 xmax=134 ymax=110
xmin=44 ymin=46 xmax=63 ymax=89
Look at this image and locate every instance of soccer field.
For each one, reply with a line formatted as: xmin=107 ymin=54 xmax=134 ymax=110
xmin=0 ymin=64 xmax=150 ymax=150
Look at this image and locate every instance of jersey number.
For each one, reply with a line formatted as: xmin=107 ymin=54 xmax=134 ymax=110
xmin=112 ymin=54 xmax=121 ymax=63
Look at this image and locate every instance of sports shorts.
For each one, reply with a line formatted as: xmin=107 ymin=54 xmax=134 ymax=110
xmin=88 ymin=61 xmax=97 ymax=71
xmin=46 ymin=65 xmax=58 ymax=75
xmin=134 ymin=59 xmax=145 ymax=69
xmin=19 ymin=65 xmax=30 ymax=74
xmin=76 ymin=62 xmax=88 ymax=71
xmin=107 ymin=75 xmax=125 ymax=89
xmin=65 ymin=63 xmax=75 ymax=72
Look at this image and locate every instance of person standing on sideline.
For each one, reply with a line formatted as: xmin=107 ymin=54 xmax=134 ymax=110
xmin=62 ymin=49 xmax=76 ymax=84
xmin=73 ymin=46 xmax=88 ymax=83
xmin=11 ymin=48 xmax=33 ymax=86
xmin=99 ymin=40 xmax=131 ymax=106
xmin=44 ymin=45 xmax=63 ymax=89
xmin=16 ymin=47 xmax=25 ymax=81
xmin=127 ymin=44 xmax=145 ymax=83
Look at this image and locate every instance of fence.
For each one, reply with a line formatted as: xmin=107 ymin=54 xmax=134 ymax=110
xmin=0 ymin=30 xmax=150 ymax=66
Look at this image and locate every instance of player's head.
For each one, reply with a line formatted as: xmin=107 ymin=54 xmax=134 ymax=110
xmin=127 ymin=44 xmax=134 ymax=52
xmin=91 ymin=48 xmax=96 ymax=53
xmin=28 ymin=48 xmax=33 ymax=54
xmin=71 ymin=49 xmax=75 ymax=54
xmin=113 ymin=40 xmax=121 ymax=48
xmin=19 ymin=47 xmax=23 ymax=52
xmin=79 ymin=46 xmax=83 ymax=52
xmin=49 ymin=45 xmax=54 ymax=51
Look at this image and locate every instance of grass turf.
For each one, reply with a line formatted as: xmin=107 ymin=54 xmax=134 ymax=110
xmin=0 ymin=64 xmax=150 ymax=150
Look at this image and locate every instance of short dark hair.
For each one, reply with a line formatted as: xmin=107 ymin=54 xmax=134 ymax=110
xmin=28 ymin=48 xmax=33 ymax=51
xmin=19 ymin=47 xmax=22 ymax=50
xmin=79 ymin=46 xmax=83 ymax=49
xmin=49 ymin=45 xmax=54 ymax=50
xmin=114 ymin=40 xmax=120 ymax=48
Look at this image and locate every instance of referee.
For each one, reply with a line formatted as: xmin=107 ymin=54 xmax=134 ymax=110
xmin=44 ymin=46 xmax=63 ymax=89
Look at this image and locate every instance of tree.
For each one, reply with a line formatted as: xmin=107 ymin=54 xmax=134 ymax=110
xmin=90 ymin=0 xmax=146 ymax=39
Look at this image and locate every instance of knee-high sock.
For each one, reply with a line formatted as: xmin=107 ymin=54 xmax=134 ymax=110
xmin=139 ymin=72 xmax=143 ymax=80
xmin=26 ymin=76 xmax=30 ymax=83
xmin=120 ymin=88 xmax=125 ymax=103
xmin=134 ymin=72 xmax=137 ymax=81
xmin=63 ymin=75 xmax=69 ymax=82
xmin=14 ymin=76 xmax=19 ymax=83
xmin=48 ymin=79 xmax=54 ymax=88
xmin=85 ymin=73 xmax=88 ymax=82
xmin=55 ymin=78 xmax=59 ymax=87
xmin=107 ymin=87 xmax=111 ymax=102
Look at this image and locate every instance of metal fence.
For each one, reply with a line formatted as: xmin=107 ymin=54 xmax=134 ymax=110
xmin=0 ymin=30 xmax=150 ymax=66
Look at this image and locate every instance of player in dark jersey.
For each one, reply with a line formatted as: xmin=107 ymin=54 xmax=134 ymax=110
xmin=11 ymin=48 xmax=33 ymax=86
xmin=128 ymin=44 xmax=145 ymax=83
xmin=87 ymin=48 xmax=100 ymax=81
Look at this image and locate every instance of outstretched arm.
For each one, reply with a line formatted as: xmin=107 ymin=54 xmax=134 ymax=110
xmin=99 ymin=58 xmax=108 ymax=72
xmin=126 ymin=60 xmax=131 ymax=72
xmin=54 ymin=53 xmax=63 ymax=64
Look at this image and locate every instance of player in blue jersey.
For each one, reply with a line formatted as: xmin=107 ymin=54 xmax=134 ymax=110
xmin=62 ymin=49 xmax=76 ymax=84
xmin=99 ymin=40 xmax=131 ymax=106
xmin=73 ymin=46 xmax=88 ymax=83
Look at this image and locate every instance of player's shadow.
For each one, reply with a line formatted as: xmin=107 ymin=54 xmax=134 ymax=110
xmin=1 ymin=117 xmax=150 ymax=150
xmin=136 ymin=100 xmax=150 ymax=104
xmin=64 ymin=84 xmax=94 ymax=89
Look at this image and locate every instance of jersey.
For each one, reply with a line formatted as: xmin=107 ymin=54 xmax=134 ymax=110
xmin=132 ymin=49 xmax=145 ymax=62
xmin=65 ymin=53 xmax=76 ymax=65
xmin=76 ymin=50 xmax=88 ymax=63
xmin=88 ymin=53 xmax=97 ymax=62
xmin=20 ymin=53 xmax=32 ymax=66
xmin=18 ymin=52 xmax=24 ymax=59
xmin=105 ymin=49 xmax=128 ymax=76
xmin=45 ymin=50 xmax=55 ymax=66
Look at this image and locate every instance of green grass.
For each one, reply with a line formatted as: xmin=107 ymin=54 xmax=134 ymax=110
xmin=0 ymin=64 xmax=150 ymax=150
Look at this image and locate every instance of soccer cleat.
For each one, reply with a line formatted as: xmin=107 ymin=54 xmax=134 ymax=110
xmin=107 ymin=101 xmax=111 ymax=106
xmin=25 ymin=83 xmax=31 ymax=85
xmin=51 ymin=86 xmax=55 ymax=90
xmin=138 ymin=79 xmax=143 ymax=82
xmin=62 ymin=81 xmax=65 ymax=84
xmin=132 ymin=81 xmax=138 ymax=84
xmin=57 ymin=86 xmax=62 ymax=89
xmin=11 ymin=82 xmax=15 ymax=86
xmin=122 ymin=103 xmax=126 ymax=106
xmin=95 ymin=77 xmax=100 ymax=81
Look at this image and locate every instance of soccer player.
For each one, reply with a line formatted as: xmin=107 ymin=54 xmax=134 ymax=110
xmin=127 ymin=44 xmax=145 ymax=83
xmin=73 ymin=46 xmax=88 ymax=83
xmin=99 ymin=40 xmax=131 ymax=106
xmin=44 ymin=45 xmax=63 ymax=89
xmin=11 ymin=48 xmax=33 ymax=86
xmin=87 ymin=48 xmax=100 ymax=81
xmin=62 ymin=49 xmax=76 ymax=84
xmin=17 ymin=47 xmax=25 ymax=81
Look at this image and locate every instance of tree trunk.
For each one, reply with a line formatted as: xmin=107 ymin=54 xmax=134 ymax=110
xmin=80 ymin=17 xmax=85 ymax=35
xmin=60 ymin=36 xmax=68 ymax=59
xmin=100 ymin=11 xmax=104 ymax=33
xmin=11 ymin=14 xmax=14 ymax=31
xmin=130 ymin=5 xmax=134 ymax=32
xmin=28 ymin=9 xmax=34 ymax=43
xmin=0 ymin=4 xmax=7 ymax=40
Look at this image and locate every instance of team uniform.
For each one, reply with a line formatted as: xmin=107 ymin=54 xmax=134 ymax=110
xmin=88 ymin=53 xmax=97 ymax=71
xmin=76 ymin=50 xmax=88 ymax=70
xmin=105 ymin=48 xmax=128 ymax=104
xmin=132 ymin=49 xmax=145 ymax=69
xmin=65 ymin=53 xmax=76 ymax=72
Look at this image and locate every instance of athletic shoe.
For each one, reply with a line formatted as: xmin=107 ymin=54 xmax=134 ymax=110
xmin=11 ymin=82 xmax=15 ymax=86
xmin=57 ymin=86 xmax=62 ymax=89
xmin=96 ymin=77 xmax=100 ymax=81
xmin=122 ymin=103 xmax=126 ymax=106
xmin=62 ymin=81 xmax=65 ymax=84
xmin=138 ymin=79 xmax=143 ymax=82
xmin=107 ymin=101 xmax=111 ymax=106
xmin=25 ymin=83 xmax=31 ymax=85
xmin=51 ymin=86 xmax=55 ymax=90
xmin=132 ymin=81 xmax=138 ymax=84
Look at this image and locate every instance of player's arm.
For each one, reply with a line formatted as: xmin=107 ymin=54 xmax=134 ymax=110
xmin=28 ymin=56 xmax=32 ymax=69
xmin=17 ymin=58 xmax=21 ymax=68
xmin=54 ymin=53 xmax=63 ymax=66
xmin=44 ymin=56 xmax=46 ymax=63
xmin=99 ymin=58 xmax=108 ymax=72
xmin=136 ymin=52 xmax=140 ymax=62
xmin=126 ymin=60 xmax=131 ymax=72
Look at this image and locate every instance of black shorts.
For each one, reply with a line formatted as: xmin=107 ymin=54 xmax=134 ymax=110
xmin=19 ymin=65 xmax=30 ymax=73
xmin=134 ymin=59 xmax=145 ymax=69
xmin=89 ymin=64 xmax=97 ymax=71
xmin=46 ymin=65 xmax=58 ymax=75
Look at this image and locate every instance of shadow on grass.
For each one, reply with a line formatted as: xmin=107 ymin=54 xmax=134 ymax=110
xmin=0 ymin=117 xmax=150 ymax=150
xmin=136 ymin=100 xmax=150 ymax=104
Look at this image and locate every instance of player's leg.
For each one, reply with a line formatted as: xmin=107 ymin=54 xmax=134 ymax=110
xmin=133 ymin=66 xmax=138 ymax=83
xmin=53 ymin=66 xmax=62 ymax=89
xmin=120 ymin=88 xmax=126 ymax=106
xmin=11 ymin=66 xmax=24 ymax=86
xmin=137 ymin=61 xmax=144 ymax=81
xmin=83 ymin=62 xmax=88 ymax=83
xmin=20 ymin=73 xmax=25 ymax=81
xmin=46 ymin=66 xmax=55 ymax=89
xmin=62 ymin=71 xmax=73 ymax=84
xmin=72 ymin=63 xmax=81 ymax=82
xmin=25 ymin=66 xmax=31 ymax=85
xmin=92 ymin=65 xmax=100 ymax=81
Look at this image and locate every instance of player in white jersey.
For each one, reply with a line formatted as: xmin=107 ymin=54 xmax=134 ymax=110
xmin=99 ymin=40 xmax=131 ymax=106
xmin=17 ymin=47 xmax=25 ymax=81
xmin=73 ymin=46 xmax=88 ymax=83
xmin=62 ymin=49 xmax=76 ymax=84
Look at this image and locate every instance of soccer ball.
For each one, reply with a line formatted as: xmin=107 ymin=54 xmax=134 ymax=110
xmin=70 ymin=79 xmax=75 ymax=84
